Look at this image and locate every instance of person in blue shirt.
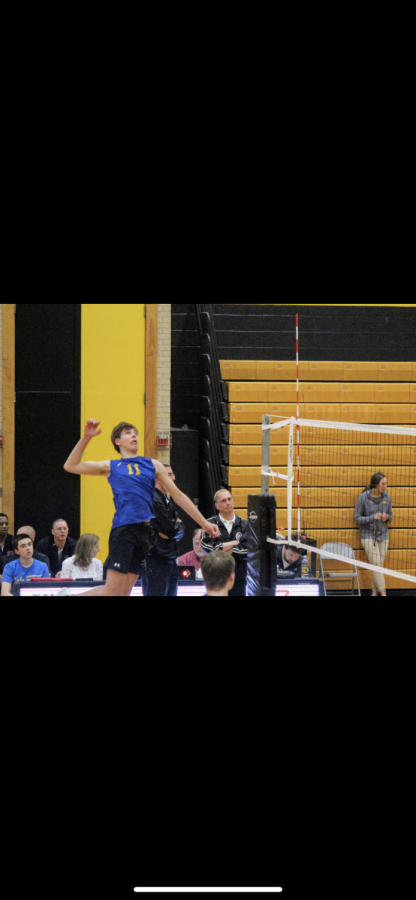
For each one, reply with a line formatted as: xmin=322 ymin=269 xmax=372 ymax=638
xmin=63 ymin=419 xmax=220 ymax=597
xmin=1 ymin=534 xmax=50 ymax=596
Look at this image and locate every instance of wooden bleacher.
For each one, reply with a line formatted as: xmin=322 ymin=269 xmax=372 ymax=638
xmin=221 ymin=360 xmax=416 ymax=592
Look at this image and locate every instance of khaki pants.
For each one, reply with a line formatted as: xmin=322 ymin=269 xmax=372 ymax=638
xmin=361 ymin=538 xmax=389 ymax=593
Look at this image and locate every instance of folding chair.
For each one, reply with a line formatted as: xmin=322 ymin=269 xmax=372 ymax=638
xmin=320 ymin=543 xmax=361 ymax=596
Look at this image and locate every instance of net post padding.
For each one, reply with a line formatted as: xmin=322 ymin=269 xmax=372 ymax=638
xmin=247 ymin=494 xmax=277 ymax=597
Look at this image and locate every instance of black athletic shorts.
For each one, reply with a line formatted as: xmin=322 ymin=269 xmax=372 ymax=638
xmin=105 ymin=522 xmax=152 ymax=576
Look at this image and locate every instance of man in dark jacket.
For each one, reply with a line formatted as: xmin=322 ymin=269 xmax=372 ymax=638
xmin=0 ymin=512 xmax=15 ymax=583
xmin=276 ymin=538 xmax=304 ymax=577
xmin=0 ymin=513 xmax=14 ymax=564
xmin=36 ymin=519 xmax=77 ymax=577
xmin=200 ymin=489 xmax=248 ymax=597
xmin=141 ymin=466 xmax=185 ymax=596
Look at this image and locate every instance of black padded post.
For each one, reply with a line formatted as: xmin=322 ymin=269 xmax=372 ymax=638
xmin=247 ymin=495 xmax=278 ymax=596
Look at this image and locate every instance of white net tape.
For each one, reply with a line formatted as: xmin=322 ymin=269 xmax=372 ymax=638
xmin=261 ymin=467 xmax=289 ymax=482
xmin=262 ymin=416 xmax=416 ymax=437
xmin=260 ymin=416 xmax=416 ymax=587
xmin=266 ymin=535 xmax=416 ymax=585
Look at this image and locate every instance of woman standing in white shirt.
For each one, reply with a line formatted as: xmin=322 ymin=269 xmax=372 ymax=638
xmin=61 ymin=534 xmax=103 ymax=581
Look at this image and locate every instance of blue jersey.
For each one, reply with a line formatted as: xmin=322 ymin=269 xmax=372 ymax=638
xmin=2 ymin=558 xmax=50 ymax=584
xmin=108 ymin=456 xmax=156 ymax=528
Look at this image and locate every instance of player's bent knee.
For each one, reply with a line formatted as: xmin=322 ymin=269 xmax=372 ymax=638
xmin=106 ymin=584 xmax=126 ymax=596
xmin=105 ymin=570 xmax=129 ymax=596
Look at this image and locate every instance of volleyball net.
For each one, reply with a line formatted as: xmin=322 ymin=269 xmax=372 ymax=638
xmin=259 ymin=414 xmax=416 ymax=589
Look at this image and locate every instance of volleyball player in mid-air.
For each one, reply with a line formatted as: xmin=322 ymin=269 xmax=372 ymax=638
xmin=63 ymin=419 xmax=220 ymax=596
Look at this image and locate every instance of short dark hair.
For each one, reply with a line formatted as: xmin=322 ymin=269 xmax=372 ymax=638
xmin=201 ymin=552 xmax=235 ymax=591
xmin=13 ymin=534 xmax=32 ymax=551
xmin=111 ymin=422 xmax=138 ymax=454
xmin=52 ymin=519 xmax=68 ymax=530
xmin=0 ymin=513 xmax=9 ymax=521
xmin=283 ymin=534 xmax=307 ymax=556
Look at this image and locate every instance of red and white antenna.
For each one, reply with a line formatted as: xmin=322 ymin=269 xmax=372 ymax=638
xmin=296 ymin=314 xmax=301 ymax=538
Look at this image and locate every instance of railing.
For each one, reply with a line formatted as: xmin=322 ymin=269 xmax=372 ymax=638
xmin=196 ymin=304 xmax=229 ymax=517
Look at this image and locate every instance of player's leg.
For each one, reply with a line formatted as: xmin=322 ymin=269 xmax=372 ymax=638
xmin=76 ymin=570 xmax=131 ymax=596
xmin=77 ymin=526 xmax=147 ymax=597
xmin=104 ymin=524 xmax=139 ymax=595
xmin=120 ymin=572 xmax=139 ymax=596
xmin=75 ymin=526 xmax=138 ymax=596
xmin=125 ymin=523 xmax=152 ymax=595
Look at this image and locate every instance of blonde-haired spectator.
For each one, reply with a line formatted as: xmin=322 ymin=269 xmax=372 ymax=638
xmin=61 ymin=534 xmax=103 ymax=581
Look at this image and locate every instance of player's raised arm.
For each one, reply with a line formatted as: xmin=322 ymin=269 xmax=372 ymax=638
xmin=64 ymin=420 xmax=111 ymax=477
xmin=153 ymin=460 xmax=220 ymax=538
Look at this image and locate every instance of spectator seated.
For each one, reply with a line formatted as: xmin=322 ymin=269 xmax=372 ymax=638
xmin=1 ymin=535 xmax=50 ymax=596
xmin=61 ymin=534 xmax=103 ymax=580
xmin=276 ymin=534 xmax=307 ymax=578
xmin=0 ymin=525 xmax=50 ymax=581
xmin=177 ymin=528 xmax=205 ymax=580
xmin=36 ymin=519 xmax=77 ymax=577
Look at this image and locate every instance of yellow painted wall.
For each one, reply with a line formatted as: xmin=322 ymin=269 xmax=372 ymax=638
xmin=81 ymin=304 xmax=146 ymax=562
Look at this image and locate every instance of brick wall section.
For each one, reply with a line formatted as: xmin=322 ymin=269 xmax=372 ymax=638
xmin=0 ymin=304 xmax=3 ymax=497
xmin=157 ymin=303 xmax=172 ymax=464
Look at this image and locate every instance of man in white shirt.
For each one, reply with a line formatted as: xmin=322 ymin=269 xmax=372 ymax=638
xmin=200 ymin=489 xmax=248 ymax=597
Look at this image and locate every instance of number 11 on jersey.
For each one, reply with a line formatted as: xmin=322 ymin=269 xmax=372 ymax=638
xmin=127 ymin=463 xmax=141 ymax=475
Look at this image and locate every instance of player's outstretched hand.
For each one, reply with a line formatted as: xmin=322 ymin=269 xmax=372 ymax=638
xmin=204 ymin=521 xmax=221 ymax=538
xmin=84 ymin=419 xmax=102 ymax=439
